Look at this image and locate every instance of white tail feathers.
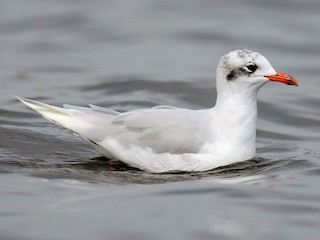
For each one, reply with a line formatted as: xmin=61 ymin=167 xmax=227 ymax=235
xmin=17 ymin=97 xmax=71 ymax=127
xmin=16 ymin=96 xmax=115 ymax=157
xmin=16 ymin=96 xmax=109 ymax=139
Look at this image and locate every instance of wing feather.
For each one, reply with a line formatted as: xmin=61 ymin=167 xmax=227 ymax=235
xmin=110 ymin=108 xmax=208 ymax=154
xmin=18 ymin=97 xmax=208 ymax=156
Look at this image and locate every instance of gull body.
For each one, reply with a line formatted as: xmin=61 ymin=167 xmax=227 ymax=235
xmin=17 ymin=49 xmax=298 ymax=173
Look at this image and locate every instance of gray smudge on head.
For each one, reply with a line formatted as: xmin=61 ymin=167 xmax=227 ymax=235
xmin=237 ymin=49 xmax=253 ymax=58
xmin=226 ymin=68 xmax=248 ymax=81
xmin=219 ymin=49 xmax=259 ymax=81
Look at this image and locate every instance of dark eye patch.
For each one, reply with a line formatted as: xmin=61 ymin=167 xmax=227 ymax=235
xmin=227 ymin=68 xmax=248 ymax=81
xmin=226 ymin=62 xmax=258 ymax=81
xmin=226 ymin=70 xmax=237 ymax=81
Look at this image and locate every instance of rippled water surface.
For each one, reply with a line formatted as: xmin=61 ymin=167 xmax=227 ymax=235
xmin=1 ymin=0 xmax=320 ymax=239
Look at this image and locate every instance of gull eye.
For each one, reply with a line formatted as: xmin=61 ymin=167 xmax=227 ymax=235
xmin=244 ymin=62 xmax=257 ymax=73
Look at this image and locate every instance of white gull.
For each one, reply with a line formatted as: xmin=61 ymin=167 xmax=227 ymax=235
xmin=17 ymin=49 xmax=298 ymax=173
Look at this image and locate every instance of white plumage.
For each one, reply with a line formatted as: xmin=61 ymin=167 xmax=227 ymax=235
xmin=17 ymin=49 xmax=298 ymax=173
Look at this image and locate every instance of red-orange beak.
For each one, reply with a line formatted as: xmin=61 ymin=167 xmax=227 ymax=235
xmin=265 ymin=72 xmax=298 ymax=86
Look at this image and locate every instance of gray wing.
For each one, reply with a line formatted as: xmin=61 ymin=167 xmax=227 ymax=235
xmin=17 ymin=97 xmax=210 ymax=155
xmin=109 ymin=107 xmax=209 ymax=154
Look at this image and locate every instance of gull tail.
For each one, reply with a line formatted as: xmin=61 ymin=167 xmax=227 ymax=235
xmin=17 ymin=97 xmax=72 ymax=127
xmin=17 ymin=96 xmax=119 ymax=158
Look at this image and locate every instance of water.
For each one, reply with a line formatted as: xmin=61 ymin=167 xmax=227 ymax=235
xmin=1 ymin=0 xmax=320 ymax=239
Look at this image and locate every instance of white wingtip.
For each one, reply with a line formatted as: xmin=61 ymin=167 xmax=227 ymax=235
xmin=16 ymin=96 xmax=70 ymax=126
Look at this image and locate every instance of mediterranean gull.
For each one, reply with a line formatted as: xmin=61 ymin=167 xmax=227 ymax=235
xmin=17 ymin=49 xmax=298 ymax=173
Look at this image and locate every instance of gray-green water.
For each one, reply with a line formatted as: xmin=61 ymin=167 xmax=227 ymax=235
xmin=1 ymin=0 xmax=320 ymax=239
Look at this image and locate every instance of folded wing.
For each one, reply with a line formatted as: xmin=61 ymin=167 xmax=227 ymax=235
xmin=17 ymin=97 xmax=209 ymax=156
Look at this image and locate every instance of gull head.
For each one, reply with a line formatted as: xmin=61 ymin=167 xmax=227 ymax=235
xmin=216 ymin=49 xmax=298 ymax=95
